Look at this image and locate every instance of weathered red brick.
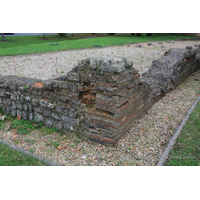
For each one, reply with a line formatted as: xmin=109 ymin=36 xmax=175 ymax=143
xmin=114 ymin=92 xmax=140 ymax=114
xmin=85 ymin=117 xmax=118 ymax=130
xmin=78 ymin=86 xmax=85 ymax=92
xmin=96 ymin=99 xmax=115 ymax=107
xmin=88 ymin=133 xmax=115 ymax=144
xmin=91 ymin=82 xmax=118 ymax=88
xmin=95 ymin=104 xmax=114 ymax=113
xmin=82 ymin=94 xmax=96 ymax=100
xmin=86 ymin=107 xmax=115 ymax=121
xmin=32 ymin=82 xmax=44 ymax=88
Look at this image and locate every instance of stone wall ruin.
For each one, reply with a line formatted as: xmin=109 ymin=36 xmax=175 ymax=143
xmin=0 ymin=47 xmax=200 ymax=146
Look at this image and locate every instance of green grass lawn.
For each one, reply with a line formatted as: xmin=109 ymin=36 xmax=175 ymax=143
xmin=165 ymin=102 xmax=200 ymax=166
xmin=0 ymin=107 xmax=53 ymax=166
xmin=0 ymin=33 xmax=196 ymax=57
xmin=0 ymin=143 xmax=48 ymax=166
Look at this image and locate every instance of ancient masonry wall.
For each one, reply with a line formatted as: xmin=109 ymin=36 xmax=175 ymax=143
xmin=0 ymin=48 xmax=200 ymax=146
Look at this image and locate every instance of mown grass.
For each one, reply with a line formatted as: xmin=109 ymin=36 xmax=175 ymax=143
xmin=0 ymin=107 xmax=58 ymax=166
xmin=0 ymin=143 xmax=47 ymax=166
xmin=165 ymin=102 xmax=200 ymax=166
xmin=0 ymin=33 xmax=196 ymax=57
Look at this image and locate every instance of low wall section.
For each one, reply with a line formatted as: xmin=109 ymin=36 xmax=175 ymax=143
xmin=0 ymin=48 xmax=200 ymax=146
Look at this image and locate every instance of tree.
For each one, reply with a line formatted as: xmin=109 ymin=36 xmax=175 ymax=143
xmin=1 ymin=33 xmax=5 ymax=41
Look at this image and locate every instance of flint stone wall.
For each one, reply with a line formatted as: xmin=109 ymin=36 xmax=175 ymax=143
xmin=142 ymin=48 xmax=200 ymax=103
xmin=0 ymin=48 xmax=200 ymax=146
xmin=0 ymin=73 xmax=87 ymax=137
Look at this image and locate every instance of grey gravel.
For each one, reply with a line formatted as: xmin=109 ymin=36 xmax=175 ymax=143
xmin=1 ymin=41 xmax=200 ymax=78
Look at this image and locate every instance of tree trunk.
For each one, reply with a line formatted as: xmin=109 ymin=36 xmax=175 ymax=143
xmin=43 ymin=33 xmax=45 ymax=39
xmin=1 ymin=33 xmax=5 ymax=41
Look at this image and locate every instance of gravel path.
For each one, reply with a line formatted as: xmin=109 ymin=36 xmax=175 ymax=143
xmin=0 ymin=40 xmax=200 ymax=166
xmin=1 ymin=40 xmax=199 ymax=78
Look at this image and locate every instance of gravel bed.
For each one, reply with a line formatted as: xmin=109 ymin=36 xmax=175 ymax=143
xmin=1 ymin=40 xmax=200 ymax=78
xmin=0 ymin=40 xmax=200 ymax=166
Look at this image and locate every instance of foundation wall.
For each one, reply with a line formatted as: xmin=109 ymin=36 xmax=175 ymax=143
xmin=1 ymin=48 xmax=200 ymax=146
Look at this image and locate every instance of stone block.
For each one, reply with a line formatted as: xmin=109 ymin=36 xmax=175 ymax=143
xmin=77 ymin=59 xmax=87 ymax=70
xmin=54 ymin=121 xmax=63 ymax=130
xmin=68 ymin=109 xmax=78 ymax=118
xmin=43 ymin=109 xmax=51 ymax=117
xmin=22 ymin=111 xmax=28 ymax=120
xmin=16 ymin=95 xmax=20 ymax=100
xmin=33 ymin=106 xmax=43 ymax=114
xmin=25 ymin=96 xmax=31 ymax=101
xmin=0 ymin=90 xmax=5 ymax=97
xmin=23 ymin=104 xmax=28 ymax=111
xmin=51 ymin=112 xmax=61 ymax=120
xmin=47 ymin=102 xmax=56 ymax=110
xmin=4 ymin=92 xmax=11 ymax=98
xmin=67 ymin=71 xmax=80 ymax=82
xmin=3 ymin=98 xmax=7 ymax=105
xmin=32 ymin=98 xmax=39 ymax=106
xmin=2 ymin=106 xmax=6 ymax=113
xmin=68 ymin=82 xmax=78 ymax=93
xmin=28 ymin=104 xmax=33 ymax=111
xmin=62 ymin=115 xmax=77 ymax=126
xmin=11 ymin=109 xmax=17 ymax=117
xmin=17 ymin=110 xmax=22 ymax=117
xmin=17 ymin=103 xmax=23 ymax=110
xmin=63 ymin=123 xmax=71 ymax=131
xmin=11 ymin=94 xmax=17 ymax=100
xmin=39 ymin=99 xmax=47 ymax=108
xmin=34 ymin=112 xmax=44 ymax=122
xmin=29 ymin=113 xmax=34 ymax=121
xmin=6 ymin=107 xmax=11 ymax=115
xmin=7 ymin=99 xmax=12 ymax=106
xmin=56 ymin=105 xmax=69 ymax=115
xmin=69 ymin=99 xmax=81 ymax=108
xmin=20 ymin=95 xmax=24 ymax=103
xmin=46 ymin=118 xmax=54 ymax=127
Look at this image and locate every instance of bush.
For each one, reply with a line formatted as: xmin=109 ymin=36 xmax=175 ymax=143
xmin=107 ymin=33 xmax=115 ymax=35
xmin=57 ymin=33 xmax=67 ymax=37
